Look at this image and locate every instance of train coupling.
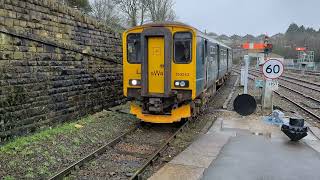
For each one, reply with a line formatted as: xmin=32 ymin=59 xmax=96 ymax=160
xmin=146 ymin=98 xmax=164 ymax=113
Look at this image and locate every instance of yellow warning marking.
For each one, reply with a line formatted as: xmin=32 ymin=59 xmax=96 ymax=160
xmin=130 ymin=103 xmax=191 ymax=123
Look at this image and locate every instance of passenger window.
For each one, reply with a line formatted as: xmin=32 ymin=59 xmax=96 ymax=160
xmin=174 ymin=32 xmax=192 ymax=63
xmin=127 ymin=34 xmax=141 ymax=64
xmin=210 ymin=46 xmax=216 ymax=55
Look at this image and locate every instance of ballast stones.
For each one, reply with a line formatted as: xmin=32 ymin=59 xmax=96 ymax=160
xmin=233 ymin=94 xmax=257 ymax=116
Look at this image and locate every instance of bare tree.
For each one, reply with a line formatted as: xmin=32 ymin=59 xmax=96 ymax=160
xmin=145 ymin=0 xmax=176 ymax=22
xmin=64 ymin=0 xmax=176 ymax=27
xmin=90 ymin=0 xmax=120 ymax=25
xmin=113 ymin=0 xmax=140 ymax=27
xmin=139 ymin=0 xmax=148 ymax=25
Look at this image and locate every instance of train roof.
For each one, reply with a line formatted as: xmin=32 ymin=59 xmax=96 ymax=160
xmin=196 ymin=31 xmax=231 ymax=49
xmin=126 ymin=21 xmax=231 ymax=49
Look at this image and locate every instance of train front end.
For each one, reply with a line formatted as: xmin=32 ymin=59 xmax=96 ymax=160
xmin=123 ymin=23 xmax=197 ymax=123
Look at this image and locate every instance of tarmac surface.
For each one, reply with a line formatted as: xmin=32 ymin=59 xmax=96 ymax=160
xmin=148 ymin=110 xmax=320 ymax=180
xmin=202 ymin=134 xmax=320 ymax=180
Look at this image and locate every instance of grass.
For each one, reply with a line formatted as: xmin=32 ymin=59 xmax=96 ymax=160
xmin=0 ymin=108 xmax=136 ymax=179
xmin=3 ymin=176 xmax=15 ymax=180
xmin=0 ymin=116 xmax=95 ymax=154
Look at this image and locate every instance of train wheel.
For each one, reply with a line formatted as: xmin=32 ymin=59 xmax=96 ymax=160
xmin=140 ymin=121 xmax=152 ymax=128
xmin=174 ymin=118 xmax=187 ymax=128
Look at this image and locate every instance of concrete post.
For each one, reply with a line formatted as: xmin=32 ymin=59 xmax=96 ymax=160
xmin=240 ymin=67 xmax=245 ymax=86
xmin=243 ymin=55 xmax=249 ymax=94
xmin=258 ymin=53 xmax=265 ymax=68
xmin=262 ymin=78 xmax=273 ymax=114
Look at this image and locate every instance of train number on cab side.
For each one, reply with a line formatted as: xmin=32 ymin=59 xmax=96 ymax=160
xmin=176 ymin=72 xmax=190 ymax=77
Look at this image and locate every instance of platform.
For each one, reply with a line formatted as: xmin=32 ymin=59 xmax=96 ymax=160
xmin=149 ymin=111 xmax=320 ymax=180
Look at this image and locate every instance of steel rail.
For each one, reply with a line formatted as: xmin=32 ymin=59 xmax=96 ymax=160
xmin=234 ymin=69 xmax=320 ymax=103
xmin=250 ymin=69 xmax=320 ymax=92
xmin=49 ymin=73 xmax=241 ymax=179
xmin=288 ymin=69 xmax=320 ymax=77
xmin=129 ymin=120 xmax=189 ymax=180
xmin=274 ymin=91 xmax=320 ymax=122
xmin=279 ymin=84 xmax=320 ymax=104
xmin=232 ymin=69 xmax=320 ymax=122
xmin=281 ymin=75 xmax=320 ymax=87
xmin=49 ymin=125 xmax=139 ymax=180
xmin=129 ymin=73 xmax=235 ymax=179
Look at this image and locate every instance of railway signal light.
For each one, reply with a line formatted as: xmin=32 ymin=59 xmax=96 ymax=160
xmin=264 ymin=43 xmax=273 ymax=54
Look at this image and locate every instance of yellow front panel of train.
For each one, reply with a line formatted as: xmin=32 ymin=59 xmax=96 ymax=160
xmin=148 ymin=37 xmax=165 ymax=94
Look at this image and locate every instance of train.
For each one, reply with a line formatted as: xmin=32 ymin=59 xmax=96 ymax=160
xmin=122 ymin=22 xmax=233 ymax=123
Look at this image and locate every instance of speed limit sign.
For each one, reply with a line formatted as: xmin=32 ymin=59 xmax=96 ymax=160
xmin=262 ymin=59 xmax=284 ymax=79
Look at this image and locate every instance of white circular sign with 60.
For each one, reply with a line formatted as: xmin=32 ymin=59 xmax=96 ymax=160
xmin=262 ymin=59 xmax=284 ymax=79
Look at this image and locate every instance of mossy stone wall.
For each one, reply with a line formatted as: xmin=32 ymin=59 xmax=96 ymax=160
xmin=0 ymin=0 xmax=124 ymax=140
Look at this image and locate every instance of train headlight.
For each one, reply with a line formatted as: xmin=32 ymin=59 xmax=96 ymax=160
xmin=174 ymin=80 xmax=189 ymax=88
xmin=129 ymin=79 xmax=141 ymax=86
xmin=132 ymin=80 xmax=138 ymax=86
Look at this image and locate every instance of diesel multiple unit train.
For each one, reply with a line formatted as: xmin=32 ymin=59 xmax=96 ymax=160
xmin=123 ymin=22 xmax=232 ymax=123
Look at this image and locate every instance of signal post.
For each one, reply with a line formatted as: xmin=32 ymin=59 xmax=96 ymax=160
xmin=242 ymin=35 xmax=282 ymax=114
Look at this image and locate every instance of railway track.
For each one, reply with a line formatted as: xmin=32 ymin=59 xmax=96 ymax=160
xmin=48 ymin=74 xmax=234 ymax=180
xmin=49 ymin=120 xmax=189 ymax=180
xmin=288 ymin=69 xmax=320 ymax=77
xmin=249 ymin=69 xmax=320 ymax=104
xmin=281 ymin=74 xmax=320 ymax=87
xmin=232 ymin=69 xmax=320 ymax=124
xmin=251 ymin=69 xmax=320 ymax=93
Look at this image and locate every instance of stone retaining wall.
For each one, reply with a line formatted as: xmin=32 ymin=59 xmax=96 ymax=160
xmin=0 ymin=0 xmax=124 ymax=140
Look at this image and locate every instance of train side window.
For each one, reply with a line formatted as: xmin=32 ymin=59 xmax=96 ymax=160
xmin=210 ymin=46 xmax=216 ymax=55
xmin=127 ymin=33 xmax=141 ymax=64
xmin=174 ymin=32 xmax=192 ymax=64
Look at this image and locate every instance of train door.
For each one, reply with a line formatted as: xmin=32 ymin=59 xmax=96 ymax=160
xmin=147 ymin=37 xmax=165 ymax=94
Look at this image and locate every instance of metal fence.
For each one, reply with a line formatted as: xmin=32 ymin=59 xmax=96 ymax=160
xmin=285 ymin=62 xmax=320 ymax=71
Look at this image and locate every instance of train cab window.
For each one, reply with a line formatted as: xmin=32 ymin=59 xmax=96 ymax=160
xmin=174 ymin=32 xmax=192 ymax=63
xmin=127 ymin=33 xmax=141 ymax=64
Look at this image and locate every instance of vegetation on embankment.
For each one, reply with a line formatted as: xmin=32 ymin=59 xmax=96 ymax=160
xmin=0 ymin=107 xmax=138 ymax=179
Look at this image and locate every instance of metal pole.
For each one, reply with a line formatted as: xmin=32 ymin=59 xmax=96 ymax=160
xmin=243 ymin=55 xmax=249 ymax=94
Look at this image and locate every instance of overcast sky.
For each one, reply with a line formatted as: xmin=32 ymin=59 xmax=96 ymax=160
xmin=174 ymin=0 xmax=320 ymax=36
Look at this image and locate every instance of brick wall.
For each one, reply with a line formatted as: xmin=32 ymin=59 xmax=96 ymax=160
xmin=0 ymin=0 xmax=124 ymax=141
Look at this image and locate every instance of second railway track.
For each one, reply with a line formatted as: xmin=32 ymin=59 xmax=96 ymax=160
xmin=233 ymin=69 xmax=320 ymax=125
xmin=250 ymin=69 xmax=320 ymax=93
